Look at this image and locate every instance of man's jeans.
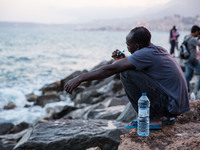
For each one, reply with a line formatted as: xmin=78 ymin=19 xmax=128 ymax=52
xmin=185 ymin=60 xmax=200 ymax=92
xmin=120 ymin=70 xmax=175 ymax=119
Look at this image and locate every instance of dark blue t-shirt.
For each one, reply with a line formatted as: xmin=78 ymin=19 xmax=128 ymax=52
xmin=127 ymin=44 xmax=190 ymax=114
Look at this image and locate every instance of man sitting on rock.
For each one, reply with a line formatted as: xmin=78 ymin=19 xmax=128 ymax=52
xmin=65 ymin=26 xmax=190 ymax=128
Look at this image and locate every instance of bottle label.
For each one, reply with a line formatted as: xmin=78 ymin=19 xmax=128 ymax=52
xmin=138 ymin=108 xmax=149 ymax=117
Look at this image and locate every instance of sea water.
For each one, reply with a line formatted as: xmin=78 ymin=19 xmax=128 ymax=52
xmin=0 ymin=25 xmax=187 ymax=124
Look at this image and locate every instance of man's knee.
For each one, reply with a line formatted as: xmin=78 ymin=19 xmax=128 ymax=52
xmin=120 ymin=70 xmax=153 ymax=90
xmin=120 ymin=70 xmax=143 ymax=82
xmin=121 ymin=69 xmax=143 ymax=77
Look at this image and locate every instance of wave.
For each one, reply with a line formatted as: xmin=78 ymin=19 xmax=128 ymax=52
xmin=0 ymin=88 xmax=30 ymax=109
xmin=15 ymin=57 xmax=31 ymax=62
xmin=0 ymin=106 xmax=45 ymax=125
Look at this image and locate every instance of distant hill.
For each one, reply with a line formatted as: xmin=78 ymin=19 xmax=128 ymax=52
xmin=158 ymin=0 xmax=199 ymax=17
xmin=79 ymin=0 xmax=200 ymax=31
xmin=0 ymin=21 xmax=75 ymax=29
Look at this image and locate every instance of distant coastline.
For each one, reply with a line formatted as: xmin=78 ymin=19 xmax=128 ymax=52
xmin=1 ymin=15 xmax=199 ymax=32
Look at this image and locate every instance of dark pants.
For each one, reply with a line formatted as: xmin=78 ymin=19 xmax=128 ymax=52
xmin=170 ymin=40 xmax=176 ymax=54
xmin=120 ymin=70 xmax=175 ymax=119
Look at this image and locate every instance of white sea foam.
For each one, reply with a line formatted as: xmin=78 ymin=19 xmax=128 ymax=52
xmin=0 ymin=106 xmax=46 ymax=125
xmin=0 ymin=88 xmax=74 ymax=124
xmin=0 ymin=88 xmax=30 ymax=109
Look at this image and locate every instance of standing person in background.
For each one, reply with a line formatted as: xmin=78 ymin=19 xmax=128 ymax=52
xmin=175 ymin=27 xmax=180 ymax=51
xmin=184 ymin=25 xmax=200 ymax=98
xmin=169 ymin=26 xmax=177 ymax=57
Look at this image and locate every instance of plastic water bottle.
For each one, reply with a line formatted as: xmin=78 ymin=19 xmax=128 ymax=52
xmin=190 ymin=92 xmax=196 ymax=100
xmin=137 ymin=93 xmax=150 ymax=137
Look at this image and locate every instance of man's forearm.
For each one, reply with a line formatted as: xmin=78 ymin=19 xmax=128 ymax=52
xmin=79 ymin=65 xmax=118 ymax=82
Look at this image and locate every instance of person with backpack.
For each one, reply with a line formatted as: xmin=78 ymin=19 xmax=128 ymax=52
xmin=184 ymin=25 xmax=200 ymax=97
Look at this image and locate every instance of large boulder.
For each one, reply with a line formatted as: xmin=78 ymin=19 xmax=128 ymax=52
xmin=14 ymin=119 xmax=129 ymax=150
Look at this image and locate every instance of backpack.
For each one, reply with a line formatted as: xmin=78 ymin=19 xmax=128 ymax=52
xmin=179 ymin=37 xmax=192 ymax=59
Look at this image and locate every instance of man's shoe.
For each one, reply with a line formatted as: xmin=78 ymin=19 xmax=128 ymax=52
xmin=125 ymin=119 xmax=162 ymax=130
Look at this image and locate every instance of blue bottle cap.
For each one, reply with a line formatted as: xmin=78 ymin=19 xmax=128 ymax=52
xmin=142 ymin=93 xmax=146 ymax=96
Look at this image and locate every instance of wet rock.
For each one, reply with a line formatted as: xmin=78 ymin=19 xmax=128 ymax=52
xmin=51 ymin=105 xmax=77 ymax=119
xmin=3 ymin=101 xmax=16 ymax=110
xmin=65 ymin=103 xmax=105 ymax=119
xmin=14 ymin=119 xmax=129 ymax=150
xmin=74 ymin=89 xmax=102 ymax=104
xmin=9 ymin=122 xmax=29 ymax=134
xmin=45 ymin=105 xmax=64 ymax=114
xmin=44 ymin=91 xmax=58 ymax=96
xmin=0 ymin=123 xmax=14 ymax=135
xmin=40 ymin=81 xmax=61 ymax=94
xmin=60 ymin=70 xmax=88 ymax=91
xmin=73 ymin=75 xmax=121 ymax=105
xmin=87 ymin=105 xmax=125 ymax=120
xmin=65 ymin=60 xmax=121 ymax=105
xmin=70 ymin=86 xmax=85 ymax=100
xmin=0 ymin=129 xmax=29 ymax=150
xmin=24 ymin=104 xmax=31 ymax=108
xmin=102 ymin=96 xmax=129 ymax=107
xmin=25 ymin=93 xmax=38 ymax=102
xmin=96 ymin=80 xmax=122 ymax=94
xmin=89 ymin=95 xmax=109 ymax=104
xmin=34 ymin=94 xmax=60 ymax=107
xmin=117 ymin=102 xmax=137 ymax=123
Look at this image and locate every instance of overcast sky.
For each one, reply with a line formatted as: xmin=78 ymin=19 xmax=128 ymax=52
xmin=0 ymin=0 xmax=172 ymax=24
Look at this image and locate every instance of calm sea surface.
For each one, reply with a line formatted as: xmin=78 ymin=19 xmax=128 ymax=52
xmin=0 ymin=26 xmax=187 ymax=124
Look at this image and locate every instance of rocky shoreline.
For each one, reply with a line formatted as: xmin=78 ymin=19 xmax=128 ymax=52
xmin=0 ymin=59 xmax=200 ymax=150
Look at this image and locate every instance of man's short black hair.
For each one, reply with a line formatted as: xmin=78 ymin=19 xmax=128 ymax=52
xmin=128 ymin=26 xmax=151 ymax=47
xmin=191 ymin=25 xmax=200 ymax=33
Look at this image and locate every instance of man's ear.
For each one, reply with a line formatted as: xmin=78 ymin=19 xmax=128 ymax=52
xmin=135 ymin=44 xmax=140 ymax=50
